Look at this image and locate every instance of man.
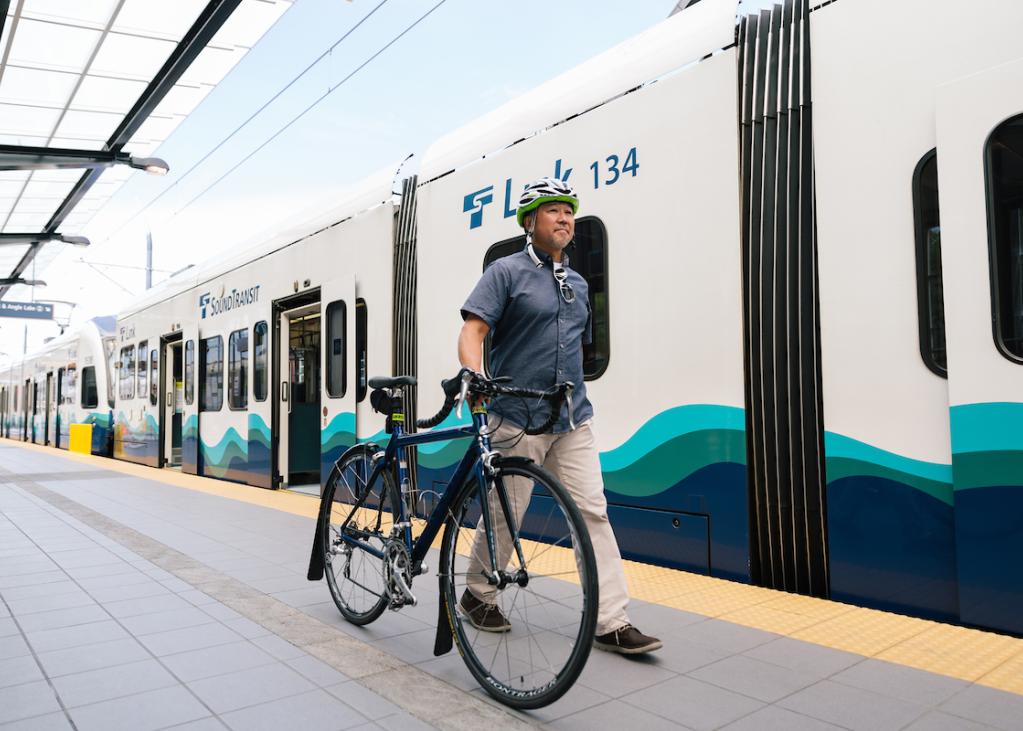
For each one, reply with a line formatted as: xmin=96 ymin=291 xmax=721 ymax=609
xmin=457 ymin=177 xmax=662 ymax=654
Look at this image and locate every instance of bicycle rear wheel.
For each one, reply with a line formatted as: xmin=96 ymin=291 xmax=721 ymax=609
xmin=439 ymin=459 xmax=597 ymax=709
xmin=321 ymin=445 xmax=399 ymax=625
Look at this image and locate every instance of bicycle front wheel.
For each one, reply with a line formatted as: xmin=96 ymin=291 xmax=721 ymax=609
xmin=322 ymin=445 xmax=399 ymax=625
xmin=439 ymin=460 xmax=598 ymax=709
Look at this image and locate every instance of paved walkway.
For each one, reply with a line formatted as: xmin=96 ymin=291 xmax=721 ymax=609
xmin=1 ymin=441 xmax=1022 ymax=730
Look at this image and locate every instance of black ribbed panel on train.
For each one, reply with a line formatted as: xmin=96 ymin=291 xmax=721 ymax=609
xmin=393 ymin=175 xmax=419 ymax=491
xmin=738 ymin=0 xmax=828 ymax=596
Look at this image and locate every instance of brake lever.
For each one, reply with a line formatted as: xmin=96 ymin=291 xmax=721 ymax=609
xmin=565 ymin=383 xmax=576 ymax=431
xmin=456 ymin=370 xmax=472 ymax=420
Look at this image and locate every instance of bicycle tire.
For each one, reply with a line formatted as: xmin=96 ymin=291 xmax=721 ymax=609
xmin=321 ymin=445 xmax=400 ymax=625
xmin=439 ymin=459 xmax=598 ymax=709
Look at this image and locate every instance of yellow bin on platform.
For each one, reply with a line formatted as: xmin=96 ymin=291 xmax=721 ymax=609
xmin=69 ymin=424 xmax=92 ymax=454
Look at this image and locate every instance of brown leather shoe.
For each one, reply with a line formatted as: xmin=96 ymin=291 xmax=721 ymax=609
xmin=594 ymin=624 xmax=662 ymax=654
xmin=459 ymin=589 xmax=511 ymax=632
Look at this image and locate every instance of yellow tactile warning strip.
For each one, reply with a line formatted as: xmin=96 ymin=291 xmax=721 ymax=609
xmin=4 ymin=437 xmax=1023 ymax=696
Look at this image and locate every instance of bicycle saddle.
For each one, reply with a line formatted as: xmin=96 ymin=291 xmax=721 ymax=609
xmin=367 ymin=375 xmax=417 ymax=389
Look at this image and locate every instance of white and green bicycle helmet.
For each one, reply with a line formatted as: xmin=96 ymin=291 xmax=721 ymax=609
xmin=516 ymin=177 xmax=579 ymax=228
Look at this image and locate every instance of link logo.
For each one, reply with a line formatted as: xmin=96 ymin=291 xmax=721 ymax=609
xmin=462 ymin=186 xmax=494 ymax=229
xmin=199 ymin=285 xmax=260 ymax=319
xmin=461 ymin=159 xmax=574 ymax=230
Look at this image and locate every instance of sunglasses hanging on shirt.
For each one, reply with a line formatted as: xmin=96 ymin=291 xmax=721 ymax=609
xmin=527 ymin=244 xmax=576 ymax=304
xmin=553 ymin=266 xmax=576 ymax=304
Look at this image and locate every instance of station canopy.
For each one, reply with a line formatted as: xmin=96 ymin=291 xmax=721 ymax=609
xmin=0 ymin=0 xmax=294 ymax=300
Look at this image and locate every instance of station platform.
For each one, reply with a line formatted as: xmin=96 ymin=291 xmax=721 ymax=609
xmin=1 ymin=439 xmax=1021 ymax=731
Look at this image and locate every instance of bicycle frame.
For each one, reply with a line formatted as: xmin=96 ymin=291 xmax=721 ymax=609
xmin=336 ymin=408 xmax=495 ymax=569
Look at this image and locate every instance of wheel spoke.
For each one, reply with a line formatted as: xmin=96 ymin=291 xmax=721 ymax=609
xmin=321 ymin=450 xmax=395 ymax=626
xmin=440 ymin=463 xmax=596 ymax=708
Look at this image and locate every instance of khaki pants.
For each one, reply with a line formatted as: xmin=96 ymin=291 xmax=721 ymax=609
xmin=465 ymin=420 xmax=631 ymax=635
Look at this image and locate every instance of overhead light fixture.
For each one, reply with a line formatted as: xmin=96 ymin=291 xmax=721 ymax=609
xmin=127 ymin=156 xmax=170 ymax=176
xmin=0 ymin=145 xmax=169 ymax=176
xmin=0 ymin=233 xmax=91 ymax=247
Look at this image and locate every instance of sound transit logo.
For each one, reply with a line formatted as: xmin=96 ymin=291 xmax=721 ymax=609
xmin=199 ymin=285 xmax=261 ymax=319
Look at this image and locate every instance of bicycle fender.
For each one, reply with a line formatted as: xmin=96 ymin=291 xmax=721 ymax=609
xmin=306 ymin=465 xmax=336 ymax=581
xmin=433 ymin=576 xmax=454 ymax=656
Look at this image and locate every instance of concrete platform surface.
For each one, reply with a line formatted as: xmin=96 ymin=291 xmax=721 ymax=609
xmin=1 ymin=439 xmax=1022 ymax=731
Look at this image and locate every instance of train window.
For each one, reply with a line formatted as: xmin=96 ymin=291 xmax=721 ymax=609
xmin=137 ymin=341 xmax=148 ymax=397
xmin=355 ymin=298 xmax=367 ymax=402
xmin=988 ymin=114 xmax=1023 ymax=361
xmin=481 ymin=216 xmax=610 ymax=379
xmin=326 ymin=300 xmax=347 ymax=398
xmin=228 ymin=329 xmax=248 ymax=410
xmin=913 ymin=150 xmax=947 ymax=377
xmin=201 ymin=336 xmax=223 ymax=412
xmin=64 ymin=367 xmax=76 ymax=405
xmin=253 ymin=321 xmax=268 ymax=401
xmin=184 ymin=340 xmax=195 ymax=405
xmin=149 ymin=348 xmax=158 ymax=405
xmin=82 ymin=367 xmax=98 ymax=409
xmin=119 ymin=346 xmax=135 ymax=399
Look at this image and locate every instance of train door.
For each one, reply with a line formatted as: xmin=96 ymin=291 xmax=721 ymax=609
xmin=31 ymin=379 xmax=39 ymax=443
xmin=44 ymin=371 xmax=54 ymax=446
xmin=160 ymin=336 xmax=184 ymax=468
xmin=54 ymin=368 xmax=63 ymax=448
xmin=181 ymin=326 xmax=200 ymax=475
xmin=320 ymin=275 xmax=357 ymax=494
xmin=272 ymin=290 xmax=321 ymax=490
xmin=22 ymin=379 xmax=30 ymax=440
xmin=936 ymin=57 xmax=1023 ymax=635
xmin=248 ymin=318 xmax=272 ymax=488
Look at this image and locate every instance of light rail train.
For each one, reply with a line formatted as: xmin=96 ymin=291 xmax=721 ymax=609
xmin=2 ymin=0 xmax=1022 ymax=636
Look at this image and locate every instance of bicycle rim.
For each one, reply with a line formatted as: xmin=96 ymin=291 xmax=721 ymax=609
xmin=440 ymin=462 xmax=597 ymax=708
xmin=323 ymin=448 xmax=395 ymax=625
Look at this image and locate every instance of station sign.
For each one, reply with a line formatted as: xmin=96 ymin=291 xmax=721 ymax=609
xmin=0 ymin=301 xmax=54 ymax=320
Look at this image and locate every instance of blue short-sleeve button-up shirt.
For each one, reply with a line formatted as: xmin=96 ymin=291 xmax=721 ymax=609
xmin=461 ymin=246 xmax=593 ymax=433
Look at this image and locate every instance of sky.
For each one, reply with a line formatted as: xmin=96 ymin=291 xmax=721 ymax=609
xmin=0 ymin=0 xmax=779 ymax=361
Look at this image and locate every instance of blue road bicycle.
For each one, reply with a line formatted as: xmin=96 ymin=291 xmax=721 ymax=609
xmin=307 ymin=369 xmax=597 ymax=709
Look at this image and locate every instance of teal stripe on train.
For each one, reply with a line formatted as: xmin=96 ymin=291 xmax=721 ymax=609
xmin=949 ymin=402 xmax=1023 ymax=491
xmin=824 ymin=432 xmax=953 ymax=505
xmin=599 ymin=405 xmax=745 ymax=497
xmin=414 ymin=404 xmax=747 ymax=496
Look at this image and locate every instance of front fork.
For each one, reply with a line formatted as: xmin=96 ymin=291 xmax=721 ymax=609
xmin=472 ymin=408 xmax=530 ymax=588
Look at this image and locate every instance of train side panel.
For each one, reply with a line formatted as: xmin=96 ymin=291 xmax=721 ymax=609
xmin=936 ymin=56 xmax=1023 ymax=635
xmin=811 ymin=0 xmax=1023 ymax=622
xmin=417 ymin=50 xmax=748 ymax=580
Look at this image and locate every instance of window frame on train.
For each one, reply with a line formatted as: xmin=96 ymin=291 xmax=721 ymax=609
xmin=184 ymin=340 xmax=195 ymax=405
xmin=228 ymin=328 xmax=248 ymax=411
xmin=119 ymin=346 xmax=135 ymax=400
xmin=913 ymin=149 xmax=947 ymax=377
xmin=253 ymin=321 xmax=268 ymax=402
xmin=149 ymin=348 xmax=158 ymax=406
xmin=481 ymin=216 xmax=611 ymax=380
xmin=200 ymin=335 xmax=224 ymax=412
xmin=63 ymin=366 xmax=76 ymax=405
xmin=81 ymin=366 xmax=98 ymax=409
xmin=326 ymin=300 xmax=347 ymax=398
xmin=137 ymin=340 xmax=148 ymax=399
xmin=355 ymin=298 xmax=368 ymax=403
xmin=986 ymin=113 xmax=1023 ymax=363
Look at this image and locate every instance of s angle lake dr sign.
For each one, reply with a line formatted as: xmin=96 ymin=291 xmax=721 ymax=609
xmin=0 ymin=301 xmax=54 ymax=320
